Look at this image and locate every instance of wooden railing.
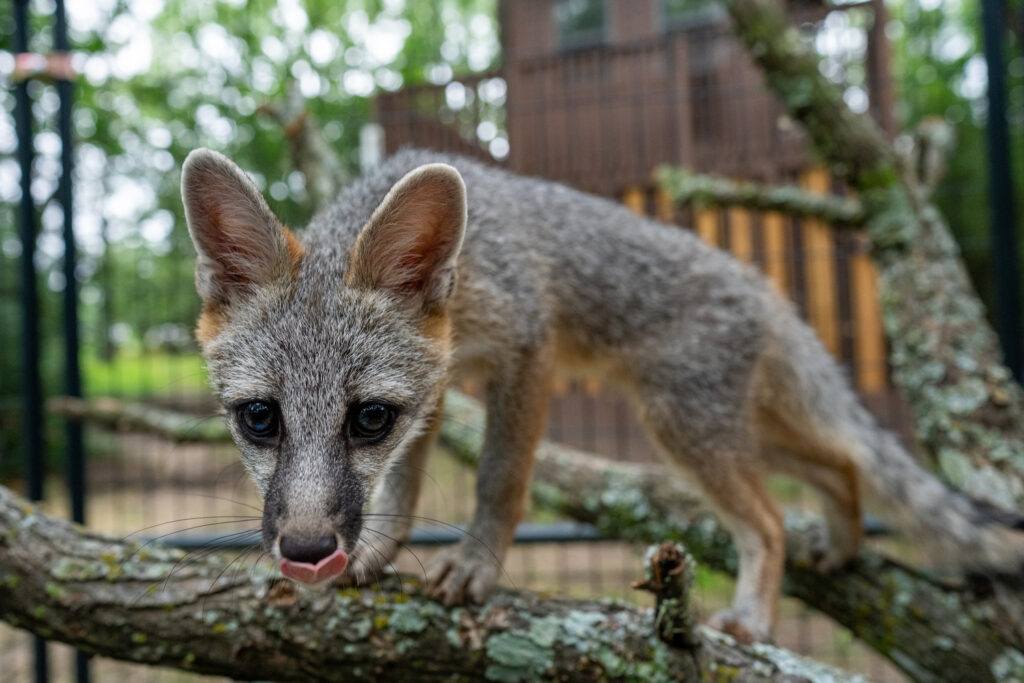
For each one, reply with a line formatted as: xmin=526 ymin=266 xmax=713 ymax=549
xmin=375 ymin=18 xmax=891 ymax=192
xmin=623 ymin=170 xmax=888 ymax=397
xmin=375 ymin=70 xmax=507 ymax=164
xmin=504 ymin=26 xmax=816 ymax=196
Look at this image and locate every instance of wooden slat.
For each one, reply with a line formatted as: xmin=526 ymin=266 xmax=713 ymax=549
xmin=695 ymin=208 xmax=719 ymax=246
xmin=728 ymin=207 xmax=754 ymax=263
xmin=670 ymin=35 xmax=694 ymax=168
xmin=800 ymin=168 xmax=840 ymax=355
xmin=623 ymin=187 xmax=645 ymax=215
xmin=655 ymin=187 xmax=675 ymax=223
xmin=762 ymin=210 xmax=789 ymax=295
xmin=850 ymin=236 xmax=887 ymax=392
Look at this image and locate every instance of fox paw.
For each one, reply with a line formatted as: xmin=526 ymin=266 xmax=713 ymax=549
xmin=425 ymin=540 xmax=501 ymax=606
xmin=812 ymin=545 xmax=856 ymax=573
xmin=707 ymin=608 xmax=770 ymax=645
xmin=791 ymin=524 xmax=856 ymax=573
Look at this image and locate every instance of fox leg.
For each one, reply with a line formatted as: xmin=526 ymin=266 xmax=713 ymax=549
xmin=707 ymin=473 xmax=785 ymax=643
xmin=349 ymin=395 xmax=444 ymax=584
xmin=425 ymin=346 xmax=553 ymax=605
xmin=762 ymin=446 xmax=862 ymax=571
xmin=633 ymin=378 xmax=784 ymax=643
xmin=680 ymin=457 xmax=784 ymax=643
xmin=760 ymin=409 xmax=863 ymax=571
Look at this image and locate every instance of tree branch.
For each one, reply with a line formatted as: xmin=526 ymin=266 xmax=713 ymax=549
xmin=47 ymin=396 xmax=228 ymax=443
xmin=48 ymin=393 xmax=1024 ymax=680
xmin=258 ymin=81 xmax=348 ymax=211
xmin=0 ymin=485 xmax=863 ymax=683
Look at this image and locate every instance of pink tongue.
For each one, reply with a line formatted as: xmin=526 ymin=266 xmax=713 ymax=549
xmin=280 ymin=549 xmax=349 ymax=584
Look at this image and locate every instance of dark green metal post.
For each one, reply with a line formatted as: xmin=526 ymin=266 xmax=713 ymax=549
xmin=981 ymin=0 xmax=1022 ymax=381
xmin=53 ymin=0 xmax=90 ymax=680
xmin=14 ymin=0 xmax=49 ymax=680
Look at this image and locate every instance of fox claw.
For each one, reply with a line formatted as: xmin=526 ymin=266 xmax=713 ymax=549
xmin=425 ymin=541 xmax=501 ymax=606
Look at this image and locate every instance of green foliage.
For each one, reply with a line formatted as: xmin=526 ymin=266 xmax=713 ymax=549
xmin=0 ymin=0 xmax=498 ymax=474
xmin=889 ymin=0 xmax=1024 ymax=310
xmin=83 ymin=351 xmax=207 ymax=398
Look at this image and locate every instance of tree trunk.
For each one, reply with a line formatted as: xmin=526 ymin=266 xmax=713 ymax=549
xmin=258 ymin=82 xmax=348 ymax=213
xmin=48 ymin=393 xmax=1024 ymax=681
xmin=723 ymin=0 xmax=1024 ymax=510
xmin=0 ymin=485 xmax=862 ymax=683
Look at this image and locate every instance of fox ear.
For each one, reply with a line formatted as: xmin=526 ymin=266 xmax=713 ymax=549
xmin=347 ymin=163 xmax=466 ymax=312
xmin=181 ymin=148 xmax=299 ymax=305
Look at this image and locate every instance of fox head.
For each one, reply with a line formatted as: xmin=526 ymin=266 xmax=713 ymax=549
xmin=180 ymin=148 xmax=465 ymax=585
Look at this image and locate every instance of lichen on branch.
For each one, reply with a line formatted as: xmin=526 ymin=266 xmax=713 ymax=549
xmin=656 ymin=167 xmax=864 ymax=225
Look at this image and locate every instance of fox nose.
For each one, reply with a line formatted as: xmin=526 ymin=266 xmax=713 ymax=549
xmin=279 ymin=533 xmax=338 ymax=564
xmin=278 ymin=532 xmax=349 ymax=584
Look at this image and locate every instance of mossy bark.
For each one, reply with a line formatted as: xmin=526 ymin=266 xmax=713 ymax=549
xmin=0 ymin=485 xmax=863 ymax=683
xmin=722 ymin=0 xmax=1024 ymax=510
xmin=633 ymin=543 xmax=701 ymax=650
xmin=50 ymin=393 xmax=1024 ymax=680
xmin=656 ymin=167 xmax=864 ymax=224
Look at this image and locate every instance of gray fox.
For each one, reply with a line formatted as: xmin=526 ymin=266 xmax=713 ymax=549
xmin=181 ymin=147 xmax=1024 ymax=642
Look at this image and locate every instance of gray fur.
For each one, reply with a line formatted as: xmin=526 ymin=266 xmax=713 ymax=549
xmin=184 ymin=147 xmax=1024 ymax=641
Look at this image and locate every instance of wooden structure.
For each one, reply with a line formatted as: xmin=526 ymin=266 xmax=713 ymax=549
xmin=375 ymin=0 xmax=900 ymax=436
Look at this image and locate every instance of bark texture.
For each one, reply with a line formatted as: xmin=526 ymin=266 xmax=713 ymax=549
xmin=633 ymin=543 xmax=701 ymax=650
xmin=0 ymin=485 xmax=863 ymax=683
xmin=49 ymin=393 xmax=1024 ymax=681
xmin=723 ymin=0 xmax=1024 ymax=510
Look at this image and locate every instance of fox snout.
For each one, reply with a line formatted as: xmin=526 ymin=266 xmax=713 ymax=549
xmin=266 ymin=482 xmax=365 ymax=586
xmin=276 ymin=529 xmax=350 ymax=584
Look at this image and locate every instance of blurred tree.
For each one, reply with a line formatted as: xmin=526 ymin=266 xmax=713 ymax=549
xmin=0 ymin=0 xmax=498 ymax=474
xmin=888 ymin=0 xmax=1024 ymax=311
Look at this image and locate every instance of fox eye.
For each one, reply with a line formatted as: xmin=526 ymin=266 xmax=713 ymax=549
xmin=348 ymin=402 xmax=397 ymax=443
xmin=238 ymin=400 xmax=280 ymax=442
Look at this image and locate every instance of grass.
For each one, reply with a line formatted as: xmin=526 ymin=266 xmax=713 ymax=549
xmin=83 ymin=351 xmax=208 ymax=398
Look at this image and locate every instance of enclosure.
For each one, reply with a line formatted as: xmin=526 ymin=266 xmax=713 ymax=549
xmin=2 ymin=0 xmax=1023 ymax=681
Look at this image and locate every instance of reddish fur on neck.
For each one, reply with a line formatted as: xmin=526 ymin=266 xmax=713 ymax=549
xmin=420 ymin=311 xmax=452 ymax=356
xmin=196 ymin=305 xmax=227 ymax=346
xmin=195 ymin=229 xmax=303 ymax=346
xmin=284 ymin=227 xmax=304 ymax=272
